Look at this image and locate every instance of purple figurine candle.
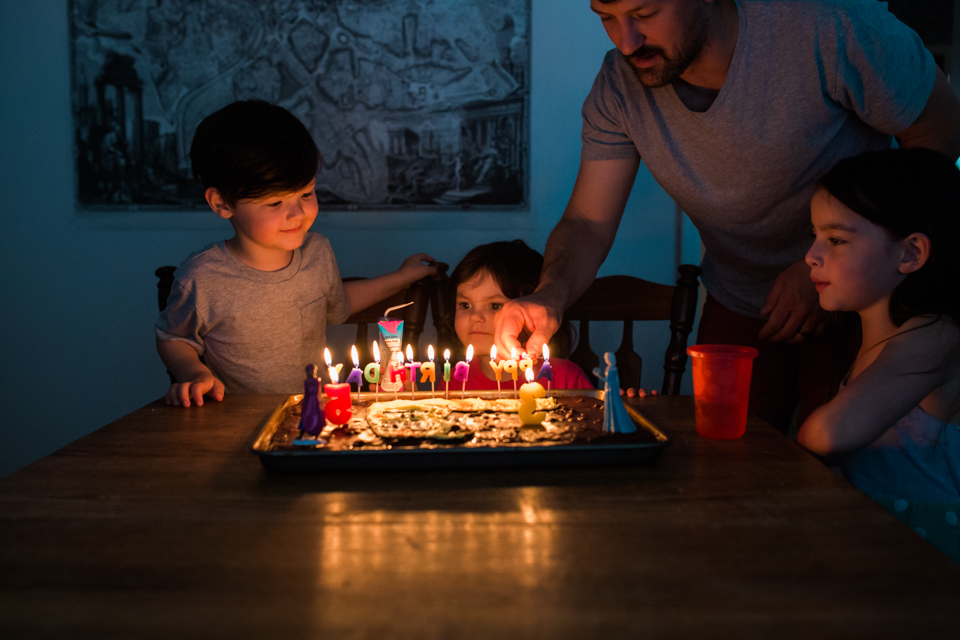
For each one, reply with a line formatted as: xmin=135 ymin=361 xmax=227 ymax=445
xmin=298 ymin=364 xmax=325 ymax=441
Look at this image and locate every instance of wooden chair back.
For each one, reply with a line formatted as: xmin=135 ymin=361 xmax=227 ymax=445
xmin=564 ymin=265 xmax=702 ymax=394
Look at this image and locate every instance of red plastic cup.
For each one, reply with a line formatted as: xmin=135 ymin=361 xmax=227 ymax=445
xmin=686 ymin=345 xmax=759 ymax=439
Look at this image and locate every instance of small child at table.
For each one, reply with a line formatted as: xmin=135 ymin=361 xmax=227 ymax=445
xmin=156 ymin=100 xmax=435 ymax=406
xmin=795 ymin=148 xmax=960 ymax=561
xmin=438 ymin=240 xmax=592 ymax=391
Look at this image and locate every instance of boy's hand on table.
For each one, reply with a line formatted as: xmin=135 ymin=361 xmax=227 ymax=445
xmin=758 ymin=259 xmax=829 ymax=343
xmin=165 ymin=373 xmax=224 ymax=408
xmin=397 ymin=253 xmax=437 ymax=284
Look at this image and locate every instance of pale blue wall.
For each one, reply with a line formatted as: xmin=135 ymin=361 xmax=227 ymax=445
xmin=0 ymin=0 xmax=700 ymax=477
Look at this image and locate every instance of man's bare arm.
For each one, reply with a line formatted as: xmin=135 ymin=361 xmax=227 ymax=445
xmin=896 ymin=68 xmax=960 ymax=160
xmin=496 ymin=157 xmax=640 ymax=355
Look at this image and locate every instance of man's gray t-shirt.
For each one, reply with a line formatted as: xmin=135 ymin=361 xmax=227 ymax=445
xmin=581 ymin=0 xmax=936 ymax=317
xmin=156 ymin=232 xmax=351 ymax=394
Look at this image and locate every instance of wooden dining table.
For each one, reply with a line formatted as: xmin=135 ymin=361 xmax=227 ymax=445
xmin=1 ymin=393 xmax=958 ymax=638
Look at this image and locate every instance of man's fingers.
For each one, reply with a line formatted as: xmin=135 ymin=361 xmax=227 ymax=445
xmin=758 ymin=308 xmax=788 ymax=340
xmin=523 ymin=330 xmax=552 ymax=358
xmin=495 ymin=309 xmax=526 ymax=354
xmin=766 ymin=312 xmax=806 ymax=343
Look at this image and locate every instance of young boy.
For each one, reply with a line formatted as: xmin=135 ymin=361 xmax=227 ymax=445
xmin=156 ymin=100 xmax=435 ymax=407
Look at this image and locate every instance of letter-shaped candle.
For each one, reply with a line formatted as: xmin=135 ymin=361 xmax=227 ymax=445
xmin=346 ymin=345 xmax=364 ymax=402
xmin=454 ymin=344 xmax=473 ymax=399
xmin=519 ymin=367 xmax=547 ymax=425
xmin=420 ymin=345 xmax=436 ymax=398
xmin=504 ymin=347 xmax=519 ymax=398
xmin=538 ymin=344 xmax=553 ymax=396
xmin=489 ymin=345 xmax=503 ymax=399
xmin=323 ymin=348 xmax=352 ymax=425
xmin=364 ymin=341 xmax=381 ymax=402
xmin=443 ymin=349 xmax=451 ymax=399
xmin=404 ymin=344 xmax=421 ymax=400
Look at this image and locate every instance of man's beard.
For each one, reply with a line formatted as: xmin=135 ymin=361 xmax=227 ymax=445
xmin=626 ymin=10 xmax=710 ymax=87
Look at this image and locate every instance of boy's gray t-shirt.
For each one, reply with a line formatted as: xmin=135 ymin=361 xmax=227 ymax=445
xmin=156 ymin=232 xmax=351 ymax=394
xmin=581 ymin=0 xmax=936 ymax=317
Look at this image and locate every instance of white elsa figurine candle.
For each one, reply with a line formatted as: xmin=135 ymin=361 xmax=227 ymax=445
xmin=593 ymin=352 xmax=637 ymax=434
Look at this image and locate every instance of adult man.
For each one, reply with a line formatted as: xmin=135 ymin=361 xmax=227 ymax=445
xmin=496 ymin=0 xmax=960 ymax=432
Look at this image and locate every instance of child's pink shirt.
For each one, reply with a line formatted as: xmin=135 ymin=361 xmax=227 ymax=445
xmin=438 ymin=358 xmax=593 ymax=391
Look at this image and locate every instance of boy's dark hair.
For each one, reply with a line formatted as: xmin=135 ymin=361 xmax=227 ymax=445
xmin=442 ymin=240 xmax=575 ymax=358
xmin=817 ymin=147 xmax=960 ymax=327
xmin=190 ymin=100 xmax=321 ymax=207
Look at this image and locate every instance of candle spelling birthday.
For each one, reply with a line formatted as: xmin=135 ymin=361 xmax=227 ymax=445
xmin=490 ymin=345 xmax=504 ymax=399
xmin=346 ymin=345 xmax=364 ymax=403
xmin=454 ymin=345 xmax=473 ymax=400
xmin=538 ymin=344 xmax=553 ymax=397
xmin=364 ymin=341 xmax=381 ymax=403
xmin=504 ymin=347 xmax=519 ymax=399
xmin=404 ymin=344 xmax=421 ymax=400
xmin=420 ymin=345 xmax=436 ymax=398
xmin=443 ymin=349 xmax=451 ymax=400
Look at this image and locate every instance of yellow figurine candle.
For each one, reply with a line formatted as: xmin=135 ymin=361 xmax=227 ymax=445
xmin=519 ymin=367 xmax=547 ymax=425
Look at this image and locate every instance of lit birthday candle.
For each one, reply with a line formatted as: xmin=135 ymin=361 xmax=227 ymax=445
xmin=518 ymin=367 xmax=547 ymax=425
xmin=519 ymin=351 xmax=534 ymax=379
xmin=364 ymin=341 xmax=381 ymax=403
xmin=392 ymin=350 xmax=405 ymax=401
xmin=454 ymin=345 xmax=473 ymax=400
xmin=489 ymin=345 xmax=504 ymax=399
xmin=443 ymin=349 xmax=451 ymax=400
xmin=404 ymin=344 xmax=421 ymax=400
xmin=504 ymin=347 xmax=519 ymax=399
xmin=420 ymin=345 xmax=436 ymax=398
xmin=538 ymin=344 xmax=553 ymax=397
xmin=323 ymin=348 xmax=351 ymax=425
xmin=346 ymin=345 xmax=364 ymax=403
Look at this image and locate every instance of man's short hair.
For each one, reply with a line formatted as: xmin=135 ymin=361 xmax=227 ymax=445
xmin=190 ymin=100 xmax=321 ymax=206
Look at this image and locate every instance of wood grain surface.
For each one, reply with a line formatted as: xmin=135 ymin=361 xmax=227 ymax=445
xmin=1 ymin=394 xmax=958 ymax=639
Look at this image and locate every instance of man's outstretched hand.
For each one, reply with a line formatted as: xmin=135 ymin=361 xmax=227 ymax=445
xmin=494 ymin=291 xmax=564 ymax=357
xmin=758 ymin=259 xmax=828 ymax=343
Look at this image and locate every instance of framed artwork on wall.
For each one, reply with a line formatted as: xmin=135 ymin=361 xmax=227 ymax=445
xmin=69 ymin=0 xmax=531 ymax=213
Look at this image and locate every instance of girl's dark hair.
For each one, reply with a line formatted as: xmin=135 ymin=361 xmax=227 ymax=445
xmin=817 ymin=147 xmax=960 ymax=327
xmin=190 ymin=100 xmax=321 ymax=206
xmin=442 ymin=240 xmax=575 ymax=357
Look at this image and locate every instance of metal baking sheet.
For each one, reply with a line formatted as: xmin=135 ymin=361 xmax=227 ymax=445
xmin=251 ymin=389 xmax=670 ymax=472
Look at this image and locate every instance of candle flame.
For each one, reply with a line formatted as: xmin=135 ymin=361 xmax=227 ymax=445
xmin=372 ymin=341 xmax=380 ymax=364
xmin=511 ymin=347 xmax=518 ymax=360
xmin=490 ymin=345 xmax=497 ymax=361
xmin=543 ymin=344 xmax=550 ymax=361
xmin=328 ymin=366 xmax=339 ymax=384
xmin=466 ymin=344 xmax=474 ymax=362
xmin=324 ymin=347 xmax=332 ymax=367
xmin=443 ymin=348 xmax=450 ymax=362
xmin=406 ymin=344 xmax=414 ymax=361
xmin=351 ymin=345 xmax=359 ymax=367
xmin=525 ymin=367 xmax=534 ymax=383
xmin=428 ymin=344 xmax=435 ymax=361
xmin=397 ymin=350 xmax=404 ymax=365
